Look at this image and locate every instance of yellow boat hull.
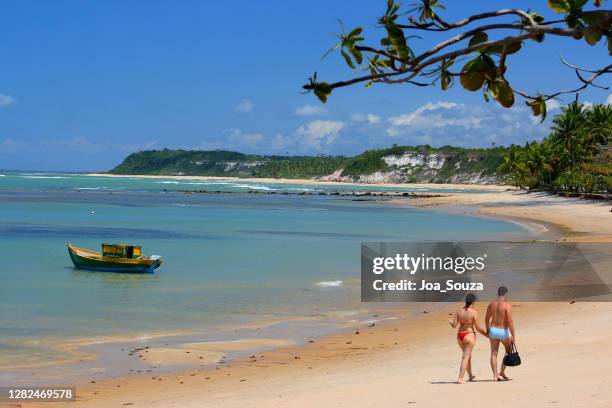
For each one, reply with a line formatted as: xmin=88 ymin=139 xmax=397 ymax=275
xmin=67 ymin=244 xmax=162 ymax=273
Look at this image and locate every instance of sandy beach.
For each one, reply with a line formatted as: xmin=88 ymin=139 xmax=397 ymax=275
xmin=392 ymin=190 xmax=612 ymax=243
xmin=17 ymin=189 xmax=612 ymax=408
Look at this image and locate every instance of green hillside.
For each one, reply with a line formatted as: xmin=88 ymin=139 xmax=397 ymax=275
xmin=109 ymin=145 xmax=510 ymax=184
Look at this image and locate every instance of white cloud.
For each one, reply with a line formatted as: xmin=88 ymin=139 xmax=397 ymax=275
xmin=0 ymin=94 xmax=16 ymax=107
xmin=375 ymin=101 xmax=553 ymax=148
xmin=295 ymin=120 xmax=345 ymax=149
xmin=294 ymin=104 xmax=329 ymax=116
xmin=606 ymin=93 xmax=612 ymax=105
xmin=234 ymin=99 xmax=254 ymax=113
xmin=545 ymin=99 xmax=561 ymax=111
xmin=386 ymin=101 xmax=488 ymax=137
xmin=366 ymin=114 xmax=381 ymax=124
xmin=224 ymin=128 xmax=264 ymax=145
xmin=351 ymin=113 xmax=381 ymax=124
xmin=388 ymin=101 xmax=464 ymax=127
xmin=270 ymin=133 xmax=289 ymax=151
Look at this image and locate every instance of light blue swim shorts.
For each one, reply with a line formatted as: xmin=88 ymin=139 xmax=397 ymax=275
xmin=489 ymin=326 xmax=510 ymax=340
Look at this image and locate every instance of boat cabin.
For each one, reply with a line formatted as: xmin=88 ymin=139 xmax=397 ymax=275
xmin=102 ymin=243 xmax=142 ymax=259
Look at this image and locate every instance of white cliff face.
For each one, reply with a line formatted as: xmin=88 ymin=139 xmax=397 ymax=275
xmin=383 ymin=152 xmax=446 ymax=169
xmin=223 ymin=161 xmax=265 ymax=171
xmin=316 ymin=168 xmax=345 ymax=181
xmin=316 ymin=150 xmax=503 ymax=185
xmin=357 ymin=171 xmax=404 ymax=184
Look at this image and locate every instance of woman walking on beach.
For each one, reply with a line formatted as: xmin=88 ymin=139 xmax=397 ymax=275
xmin=449 ymin=294 xmax=488 ymax=384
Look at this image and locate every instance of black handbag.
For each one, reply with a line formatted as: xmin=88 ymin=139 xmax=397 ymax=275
xmin=503 ymin=342 xmax=521 ymax=367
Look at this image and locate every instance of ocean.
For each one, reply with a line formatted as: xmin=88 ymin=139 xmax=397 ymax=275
xmin=0 ymin=171 xmax=530 ymax=384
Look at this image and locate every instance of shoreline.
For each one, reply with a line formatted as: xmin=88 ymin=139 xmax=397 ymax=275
xmin=389 ymin=190 xmax=612 ymax=242
xmin=30 ymin=302 xmax=612 ymax=408
xmin=20 ymin=189 xmax=612 ymax=408
xmin=85 ymin=172 xmax=515 ymax=191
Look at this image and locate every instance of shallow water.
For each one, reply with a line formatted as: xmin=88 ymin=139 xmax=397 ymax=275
xmin=0 ymin=172 xmax=529 ymax=383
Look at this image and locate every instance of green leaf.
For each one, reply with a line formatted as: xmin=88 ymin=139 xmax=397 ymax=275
xmin=532 ymin=32 xmax=545 ymax=42
xmin=581 ymin=10 xmax=608 ymax=24
xmin=350 ymin=47 xmax=363 ymax=65
xmin=460 ymin=57 xmax=492 ymax=91
xmin=585 ymin=30 xmax=602 ymax=45
xmin=505 ymin=41 xmax=523 ymax=54
xmin=568 ymin=0 xmax=588 ymax=9
xmin=440 ymin=72 xmax=451 ymax=90
xmin=469 ymin=32 xmax=488 ymax=47
xmin=348 ymin=27 xmax=363 ymax=38
xmin=313 ymin=82 xmax=332 ymax=103
xmin=385 ymin=22 xmax=411 ymax=62
xmin=526 ymin=98 xmax=547 ymax=122
xmin=341 ymin=50 xmax=355 ymax=69
xmin=489 ymin=80 xmax=515 ymax=108
xmin=481 ymin=54 xmax=497 ymax=81
xmin=548 ymin=0 xmax=571 ymax=13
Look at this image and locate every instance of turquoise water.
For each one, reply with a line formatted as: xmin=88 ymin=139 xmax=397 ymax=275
xmin=0 ymin=171 xmax=490 ymax=193
xmin=0 ymin=172 xmax=528 ymax=381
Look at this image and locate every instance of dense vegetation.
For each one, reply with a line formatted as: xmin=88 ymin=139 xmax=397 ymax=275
xmin=110 ymin=145 xmax=508 ymax=183
xmin=497 ymin=103 xmax=611 ymax=194
xmin=113 ymin=149 xmax=349 ymax=178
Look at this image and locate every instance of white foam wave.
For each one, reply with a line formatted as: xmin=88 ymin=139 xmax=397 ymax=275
xmin=75 ymin=187 xmax=121 ymax=190
xmin=235 ymin=184 xmax=275 ymax=191
xmin=315 ymin=280 xmax=343 ymax=288
xmin=289 ymin=187 xmax=316 ymax=192
xmin=21 ymin=175 xmax=69 ymax=179
xmin=157 ymin=180 xmax=234 ymax=186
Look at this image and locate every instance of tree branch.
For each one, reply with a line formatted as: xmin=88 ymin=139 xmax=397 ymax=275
xmin=398 ymin=8 xmax=537 ymax=31
xmin=306 ymin=1 xmax=612 ymax=115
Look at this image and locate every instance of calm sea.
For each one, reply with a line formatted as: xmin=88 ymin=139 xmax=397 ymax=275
xmin=0 ymin=172 xmax=529 ymax=383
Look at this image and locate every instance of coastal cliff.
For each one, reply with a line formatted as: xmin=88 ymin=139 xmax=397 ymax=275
xmin=110 ymin=145 xmax=507 ymax=184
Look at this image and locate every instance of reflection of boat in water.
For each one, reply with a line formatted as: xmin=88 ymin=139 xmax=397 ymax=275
xmin=67 ymin=243 xmax=163 ymax=273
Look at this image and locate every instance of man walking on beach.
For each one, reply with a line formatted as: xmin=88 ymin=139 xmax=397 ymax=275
xmin=485 ymin=286 xmax=516 ymax=381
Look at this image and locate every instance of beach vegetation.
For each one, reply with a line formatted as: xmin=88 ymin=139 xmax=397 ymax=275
xmin=498 ymin=102 xmax=611 ymax=193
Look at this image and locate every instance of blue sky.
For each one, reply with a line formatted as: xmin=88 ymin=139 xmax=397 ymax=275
xmin=0 ymin=0 xmax=610 ymax=171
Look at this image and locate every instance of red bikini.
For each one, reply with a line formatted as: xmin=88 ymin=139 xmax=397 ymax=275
xmin=457 ymin=330 xmax=474 ymax=341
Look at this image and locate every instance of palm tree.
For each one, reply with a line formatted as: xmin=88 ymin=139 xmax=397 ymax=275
xmin=524 ymin=142 xmax=553 ymax=189
xmin=497 ymin=145 xmax=526 ymax=186
xmin=550 ymin=102 xmax=587 ymax=168
xmin=585 ymin=104 xmax=612 ymax=151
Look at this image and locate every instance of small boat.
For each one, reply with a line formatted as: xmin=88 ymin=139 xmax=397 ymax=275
xmin=67 ymin=243 xmax=162 ymax=273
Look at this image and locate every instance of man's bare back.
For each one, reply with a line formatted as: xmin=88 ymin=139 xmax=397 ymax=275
xmin=487 ymin=300 xmax=512 ymax=329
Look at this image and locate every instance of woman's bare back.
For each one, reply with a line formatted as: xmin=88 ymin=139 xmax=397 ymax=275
xmin=456 ymin=308 xmax=477 ymax=332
